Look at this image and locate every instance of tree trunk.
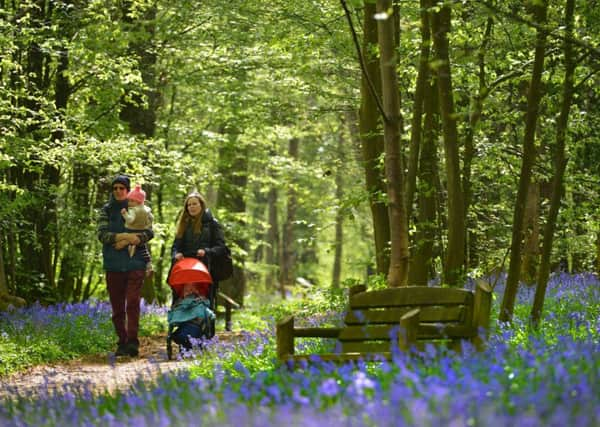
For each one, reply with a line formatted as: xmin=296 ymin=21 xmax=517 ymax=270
xmin=430 ymin=3 xmax=465 ymax=287
xmin=331 ymin=128 xmax=345 ymax=289
xmin=500 ymin=0 xmax=549 ymax=322
xmin=280 ymin=138 xmax=299 ymax=297
xmin=405 ymin=0 xmax=431 ymax=224
xmin=521 ymin=180 xmax=540 ymax=285
xmin=58 ymin=164 xmax=93 ymax=301
xmin=464 ymin=17 xmax=493 ymax=271
xmin=377 ymin=0 xmax=408 ymax=287
xmin=359 ymin=1 xmax=390 ymax=275
xmin=265 ymin=186 xmax=280 ymax=292
xmin=409 ymin=77 xmax=440 ymax=286
xmin=0 ymin=235 xmax=8 ymax=295
xmin=530 ymin=0 xmax=575 ymax=328
xmin=218 ymin=130 xmax=249 ymax=307
xmin=596 ymin=232 xmax=600 ymax=277
xmin=119 ymin=1 xmax=159 ymax=302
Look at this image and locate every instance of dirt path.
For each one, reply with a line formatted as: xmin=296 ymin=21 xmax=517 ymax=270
xmin=0 ymin=333 xmax=237 ymax=399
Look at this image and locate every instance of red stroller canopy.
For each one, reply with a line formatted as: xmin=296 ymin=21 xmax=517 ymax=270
xmin=168 ymin=258 xmax=213 ymax=298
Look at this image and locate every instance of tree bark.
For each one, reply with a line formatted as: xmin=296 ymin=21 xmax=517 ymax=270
xmin=409 ymin=77 xmax=440 ymax=286
xmin=265 ymin=186 xmax=280 ymax=293
xmin=377 ymin=0 xmax=409 ymax=287
xmin=464 ymin=17 xmax=493 ymax=271
xmin=359 ymin=1 xmax=390 ymax=275
xmin=280 ymin=138 xmax=299 ymax=297
xmin=331 ymin=128 xmax=345 ymax=289
xmin=405 ymin=0 xmax=431 ymax=224
xmin=530 ymin=0 xmax=575 ymax=328
xmin=521 ymin=180 xmax=540 ymax=285
xmin=218 ymin=130 xmax=249 ymax=307
xmin=430 ymin=3 xmax=465 ymax=287
xmin=500 ymin=0 xmax=549 ymax=322
xmin=119 ymin=1 xmax=159 ymax=302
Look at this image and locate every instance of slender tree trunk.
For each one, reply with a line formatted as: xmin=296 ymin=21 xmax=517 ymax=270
xmin=280 ymin=138 xmax=299 ymax=297
xmin=409 ymin=77 xmax=439 ymax=286
xmin=58 ymin=164 xmax=93 ymax=301
xmin=0 ymin=235 xmax=8 ymax=295
xmin=17 ymin=0 xmax=59 ymax=292
xmin=430 ymin=3 xmax=465 ymax=287
xmin=596 ymin=232 xmax=600 ymax=277
xmin=265 ymin=186 xmax=279 ymax=292
xmin=331 ymin=128 xmax=345 ymax=289
xmin=119 ymin=1 xmax=159 ymax=302
xmin=500 ymin=0 xmax=549 ymax=322
xmin=377 ymin=0 xmax=408 ymax=287
xmin=405 ymin=0 xmax=431 ymax=223
xmin=359 ymin=1 xmax=390 ymax=275
xmin=218 ymin=130 xmax=248 ymax=307
xmin=521 ymin=181 xmax=540 ymax=284
xmin=530 ymin=0 xmax=575 ymax=328
xmin=464 ymin=17 xmax=493 ymax=271
xmin=0 ymin=233 xmax=25 ymax=310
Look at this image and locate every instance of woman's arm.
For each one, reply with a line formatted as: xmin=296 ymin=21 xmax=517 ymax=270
xmin=171 ymin=237 xmax=184 ymax=261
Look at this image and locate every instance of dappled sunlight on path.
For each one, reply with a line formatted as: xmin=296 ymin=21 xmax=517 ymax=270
xmin=0 ymin=331 xmax=242 ymax=398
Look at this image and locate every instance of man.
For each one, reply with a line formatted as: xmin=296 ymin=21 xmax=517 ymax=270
xmin=97 ymin=174 xmax=153 ymax=357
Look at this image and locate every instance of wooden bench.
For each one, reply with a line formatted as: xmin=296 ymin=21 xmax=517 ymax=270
xmin=276 ymin=280 xmax=492 ymax=364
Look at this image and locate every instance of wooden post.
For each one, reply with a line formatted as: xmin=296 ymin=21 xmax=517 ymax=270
xmin=399 ymin=308 xmax=420 ymax=352
xmin=276 ymin=316 xmax=295 ymax=362
xmin=473 ymin=279 xmax=493 ymax=350
xmin=349 ymin=284 xmax=367 ymax=297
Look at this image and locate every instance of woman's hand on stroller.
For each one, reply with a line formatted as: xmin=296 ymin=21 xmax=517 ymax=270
xmin=174 ymin=252 xmax=184 ymax=262
xmin=196 ymin=249 xmax=206 ymax=258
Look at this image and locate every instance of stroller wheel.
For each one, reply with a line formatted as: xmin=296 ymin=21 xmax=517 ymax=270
xmin=167 ymin=336 xmax=173 ymax=360
xmin=208 ymin=317 xmax=216 ymax=339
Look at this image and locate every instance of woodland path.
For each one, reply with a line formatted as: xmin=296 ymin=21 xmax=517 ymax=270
xmin=0 ymin=332 xmax=239 ymax=399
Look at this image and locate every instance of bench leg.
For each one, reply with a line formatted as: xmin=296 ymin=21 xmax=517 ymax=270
xmin=276 ymin=316 xmax=295 ymax=363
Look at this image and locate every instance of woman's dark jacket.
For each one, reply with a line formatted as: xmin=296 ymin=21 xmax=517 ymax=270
xmin=97 ymin=197 xmax=154 ymax=272
xmin=170 ymin=209 xmax=227 ymax=267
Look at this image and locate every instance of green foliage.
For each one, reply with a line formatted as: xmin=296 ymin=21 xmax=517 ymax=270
xmin=1 ymin=0 xmax=599 ymax=307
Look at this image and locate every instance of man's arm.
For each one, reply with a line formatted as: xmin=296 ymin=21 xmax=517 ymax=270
xmin=97 ymin=206 xmax=116 ymax=245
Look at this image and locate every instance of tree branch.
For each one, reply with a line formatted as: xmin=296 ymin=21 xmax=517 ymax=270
xmin=339 ymin=0 xmax=389 ymax=123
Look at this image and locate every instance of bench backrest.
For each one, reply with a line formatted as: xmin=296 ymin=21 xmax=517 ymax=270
xmin=338 ymin=285 xmax=487 ymax=353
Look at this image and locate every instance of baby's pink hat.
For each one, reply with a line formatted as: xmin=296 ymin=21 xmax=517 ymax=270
xmin=127 ymin=184 xmax=146 ymax=204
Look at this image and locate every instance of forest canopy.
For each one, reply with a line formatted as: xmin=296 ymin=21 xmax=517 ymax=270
xmin=0 ymin=0 xmax=598 ymax=317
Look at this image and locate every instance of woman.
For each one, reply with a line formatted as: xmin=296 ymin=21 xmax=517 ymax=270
xmin=97 ymin=174 xmax=154 ymax=357
xmin=170 ymin=191 xmax=227 ymax=312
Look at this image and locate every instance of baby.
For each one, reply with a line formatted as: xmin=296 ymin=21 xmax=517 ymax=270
xmin=168 ymin=282 xmax=215 ymax=350
xmin=120 ymin=184 xmax=154 ymax=275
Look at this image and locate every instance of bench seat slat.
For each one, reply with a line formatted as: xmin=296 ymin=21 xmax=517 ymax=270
xmin=337 ymin=323 xmax=477 ymax=342
xmin=293 ymin=327 xmax=341 ymax=338
xmin=285 ymin=352 xmax=393 ymax=363
xmin=417 ymin=324 xmax=478 ymax=339
xmin=341 ymin=341 xmax=392 ymax=353
xmin=338 ymin=324 xmax=398 ymax=341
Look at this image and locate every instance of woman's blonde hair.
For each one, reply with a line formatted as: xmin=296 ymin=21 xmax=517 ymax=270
xmin=175 ymin=191 xmax=207 ymax=238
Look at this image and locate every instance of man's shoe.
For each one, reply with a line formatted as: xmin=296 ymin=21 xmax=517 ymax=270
xmin=126 ymin=342 xmax=139 ymax=357
xmin=115 ymin=343 xmax=129 ymax=357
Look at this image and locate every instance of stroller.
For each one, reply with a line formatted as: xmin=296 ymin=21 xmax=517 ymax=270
xmin=166 ymin=257 xmax=216 ymax=359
